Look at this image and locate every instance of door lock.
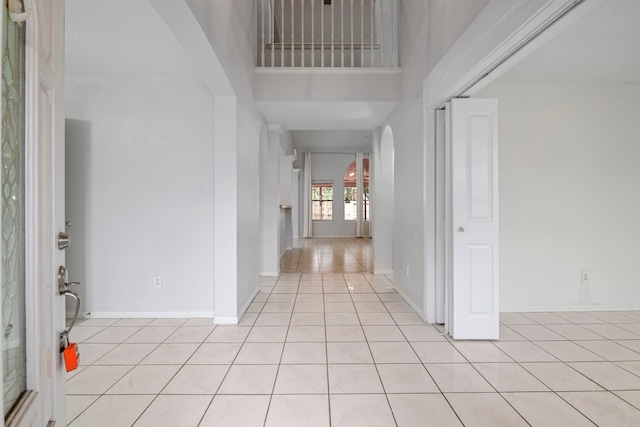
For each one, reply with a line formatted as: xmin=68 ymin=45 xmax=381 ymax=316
xmin=57 ymin=232 xmax=70 ymax=250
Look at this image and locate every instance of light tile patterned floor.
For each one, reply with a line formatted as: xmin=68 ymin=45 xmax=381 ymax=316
xmin=67 ymin=272 xmax=640 ymax=426
xmin=280 ymin=238 xmax=372 ymax=273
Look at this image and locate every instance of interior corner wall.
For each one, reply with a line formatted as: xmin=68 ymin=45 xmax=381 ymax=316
xmin=185 ymin=0 xmax=256 ymax=101
xmin=476 ymin=80 xmax=640 ymax=311
xmin=372 ymin=126 xmax=394 ymax=274
xmin=383 ymin=0 xmax=490 ymax=314
xmin=259 ymin=128 xmax=290 ymax=276
xmin=65 ymin=76 xmax=215 ymax=316
xmin=235 ymin=101 xmax=264 ymax=315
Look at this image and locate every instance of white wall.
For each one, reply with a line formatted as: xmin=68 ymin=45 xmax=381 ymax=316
xmin=382 ymin=0 xmax=490 ymax=314
xmin=66 ymin=76 xmax=215 ymax=315
xmin=476 ymin=80 xmax=640 ymax=311
xmin=183 ymin=0 xmax=267 ymax=318
xmin=235 ymin=103 xmax=264 ymax=315
xmin=372 ymin=126 xmax=395 ymax=273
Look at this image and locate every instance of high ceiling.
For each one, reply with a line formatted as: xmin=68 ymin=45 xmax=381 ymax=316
xmin=65 ymin=0 xmax=197 ymax=78
xmin=499 ymin=0 xmax=640 ymax=83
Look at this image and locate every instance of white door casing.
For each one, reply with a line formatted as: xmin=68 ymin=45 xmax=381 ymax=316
xmin=7 ymin=1 xmax=66 ymax=425
xmin=447 ymin=98 xmax=499 ymax=340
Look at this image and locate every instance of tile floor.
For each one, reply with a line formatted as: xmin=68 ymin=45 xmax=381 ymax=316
xmin=67 ymin=272 xmax=640 ymax=426
xmin=279 ymin=238 xmax=371 ymax=273
xmin=66 ymin=240 xmax=640 ymax=426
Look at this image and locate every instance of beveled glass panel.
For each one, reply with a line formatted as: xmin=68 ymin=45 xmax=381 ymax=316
xmin=2 ymin=0 xmax=27 ymax=416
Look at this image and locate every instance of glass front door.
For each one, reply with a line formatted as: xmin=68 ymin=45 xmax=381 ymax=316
xmin=1 ymin=0 xmax=27 ymax=416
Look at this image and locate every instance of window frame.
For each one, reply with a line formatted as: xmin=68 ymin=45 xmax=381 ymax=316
xmin=311 ymin=183 xmax=333 ymax=221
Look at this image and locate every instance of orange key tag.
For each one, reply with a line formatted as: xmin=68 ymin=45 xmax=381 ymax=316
xmin=63 ymin=343 xmax=80 ymax=372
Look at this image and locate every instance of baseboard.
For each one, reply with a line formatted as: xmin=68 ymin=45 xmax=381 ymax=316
xmin=86 ymin=311 xmax=214 ymax=318
xmin=501 ymin=304 xmax=640 ymax=313
xmin=312 ymin=235 xmax=361 ymax=238
xmin=259 ymin=271 xmax=279 ymax=277
xmin=213 ymin=316 xmax=239 ymax=324
xmin=238 ymin=287 xmax=260 ymax=319
xmin=391 ymin=285 xmax=427 ymax=321
xmin=373 ymin=269 xmax=394 ymax=275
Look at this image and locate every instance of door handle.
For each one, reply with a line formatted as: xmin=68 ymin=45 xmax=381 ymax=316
xmin=62 ymin=290 xmax=81 ymax=338
xmin=58 ymin=266 xmax=82 ymax=346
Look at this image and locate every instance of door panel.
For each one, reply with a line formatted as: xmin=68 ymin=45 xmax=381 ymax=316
xmin=449 ymin=98 xmax=499 ymax=340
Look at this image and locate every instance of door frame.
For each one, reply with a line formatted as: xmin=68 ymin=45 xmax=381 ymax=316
xmin=0 ymin=0 xmax=66 ymax=425
xmin=422 ymin=0 xmax=600 ymax=324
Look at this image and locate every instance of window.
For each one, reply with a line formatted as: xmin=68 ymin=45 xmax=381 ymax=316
xmin=312 ymin=183 xmax=333 ymax=220
xmin=344 ymin=186 xmax=357 ymax=220
xmin=343 ymin=159 xmax=370 ymax=221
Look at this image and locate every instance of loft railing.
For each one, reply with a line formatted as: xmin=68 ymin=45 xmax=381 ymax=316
xmin=256 ymin=0 xmax=398 ymax=68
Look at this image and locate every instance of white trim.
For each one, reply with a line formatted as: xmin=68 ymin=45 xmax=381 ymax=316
xmin=238 ymin=288 xmax=260 ymax=319
xmin=501 ymin=305 xmax=640 ymax=313
xmin=213 ymin=316 xmax=240 ymax=325
xmin=255 ymin=67 xmax=401 ymax=76
xmin=5 ymin=391 xmax=39 ymax=427
xmin=373 ymin=269 xmax=394 ymax=275
xmin=307 ymin=235 xmax=361 ymax=238
xmin=259 ymin=271 xmax=280 ymax=277
xmin=391 ymin=284 xmax=426 ymax=320
xmin=87 ymin=311 xmax=215 ymax=319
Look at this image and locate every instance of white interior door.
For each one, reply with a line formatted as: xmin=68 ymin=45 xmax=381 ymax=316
xmin=447 ymin=98 xmax=499 ymax=340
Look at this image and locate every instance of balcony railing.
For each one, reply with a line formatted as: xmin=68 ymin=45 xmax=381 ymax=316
xmin=256 ymin=0 xmax=398 ymax=68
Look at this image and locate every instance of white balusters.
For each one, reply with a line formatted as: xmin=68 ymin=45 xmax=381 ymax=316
xmin=281 ymin=0 xmax=285 ymax=67
xmin=360 ymin=0 xmax=364 ymax=67
xmin=380 ymin=0 xmax=384 ymax=67
xmin=331 ymin=0 xmax=334 ymax=67
xmin=321 ymin=0 xmax=325 ymax=67
xmin=350 ymin=0 xmax=354 ymax=67
xmin=257 ymin=0 xmax=396 ymax=68
xmin=271 ymin=0 xmax=275 ymax=66
xmin=291 ymin=0 xmax=295 ymax=66
xmin=261 ymin=0 xmax=265 ymax=66
xmin=340 ymin=0 xmax=344 ymax=67
xmin=370 ymin=0 xmax=374 ymax=67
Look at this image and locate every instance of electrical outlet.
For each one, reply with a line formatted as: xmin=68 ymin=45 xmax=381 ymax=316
xmin=153 ymin=275 xmax=162 ymax=288
xmin=580 ymin=270 xmax=590 ymax=284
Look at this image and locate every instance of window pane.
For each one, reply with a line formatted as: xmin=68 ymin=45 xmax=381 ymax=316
xmin=344 ymin=187 xmax=357 ymax=220
xmin=312 ymin=186 xmax=320 ymax=200
xmin=312 ymin=201 xmax=322 ymax=220
xmin=363 ymin=189 xmax=370 ymax=221
xmin=321 ymin=201 xmax=333 ymax=220
xmin=322 ymin=186 xmax=332 ymax=200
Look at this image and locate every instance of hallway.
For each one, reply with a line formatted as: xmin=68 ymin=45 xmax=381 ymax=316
xmin=280 ymin=238 xmax=373 ymax=274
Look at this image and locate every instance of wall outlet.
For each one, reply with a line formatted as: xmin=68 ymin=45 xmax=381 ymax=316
xmin=580 ymin=270 xmax=590 ymax=284
xmin=153 ymin=275 xmax=162 ymax=288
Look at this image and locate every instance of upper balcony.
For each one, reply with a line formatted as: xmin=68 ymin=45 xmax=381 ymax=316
xmin=254 ymin=0 xmax=400 ymax=130
xmin=256 ymin=0 xmax=398 ymax=68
